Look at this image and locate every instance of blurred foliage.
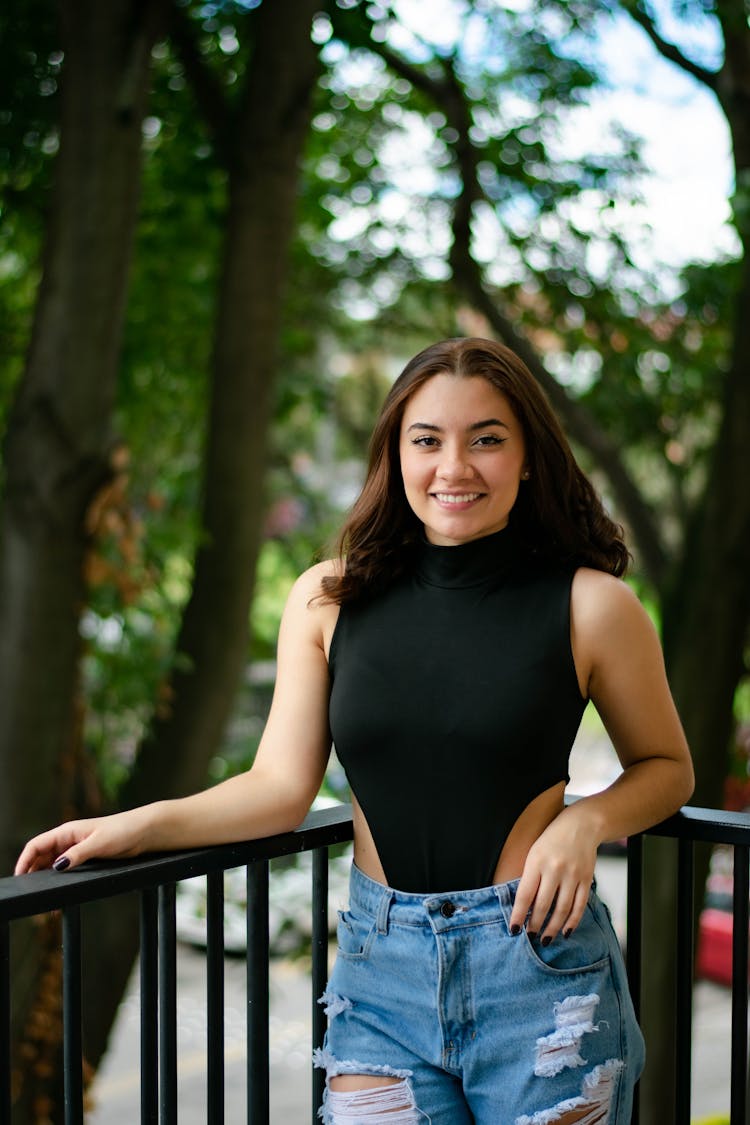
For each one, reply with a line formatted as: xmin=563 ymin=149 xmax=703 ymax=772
xmin=0 ymin=0 xmax=742 ymax=791
xmin=0 ymin=0 xmax=59 ymax=425
xmin=318 ymin=0 xmax=735 ymax=559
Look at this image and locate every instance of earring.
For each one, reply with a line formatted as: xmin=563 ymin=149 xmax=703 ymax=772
xmin=521 ymin=469 xmax=531 ymax=480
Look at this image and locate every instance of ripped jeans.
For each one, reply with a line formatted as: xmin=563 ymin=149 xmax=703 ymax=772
xmin=315 ymin=864 xmax=645 ymax=1124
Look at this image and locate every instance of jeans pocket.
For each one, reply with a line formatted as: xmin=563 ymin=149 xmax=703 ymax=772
xmin=336 ymin=908 xmax=376 ymax=961
xmin=521 ymin=903 xmax=611 ymax=976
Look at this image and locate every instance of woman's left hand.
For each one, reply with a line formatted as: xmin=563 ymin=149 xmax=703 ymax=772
xmin=507 ymin=806 xmax=599 ymax=943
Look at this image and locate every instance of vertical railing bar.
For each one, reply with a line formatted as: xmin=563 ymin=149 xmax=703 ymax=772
xmin=626 ymin=833 xmax=643 ymax=1125
xmin=626 ymin=834 xmax=643 ymax=1018
xmin=247 ymin=861 xmax=270 ymax=1124
xmin=159 ymin=883 xmax=178 ymax=1125
xmin=140 ymin=888 xmax=159 ymax=1125
xmin=675 ymin=837 xmax=694 ymax=1122
xmin=730 ymin=845 xmax=749 ymax=1125
xmin=62 ymin=905 xmax=83 ymax=1125
xmin=0 ymin=921 xmax=10 ymax=1125
xmin=206 ymin=869 xmax=225 ymax=1125
xmin=311 ymin=848 xmax=329 ymax=1123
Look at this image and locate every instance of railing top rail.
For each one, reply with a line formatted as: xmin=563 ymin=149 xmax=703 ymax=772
xmin=0 ymin=803 xmax=354 ymax=922
xmin=2 ymin=801 xmax=749 ymax=924
xmin=643 ymin=804 xmax=750 ymax=846
xmin=563 ymin=797 xmax=750 ymax=846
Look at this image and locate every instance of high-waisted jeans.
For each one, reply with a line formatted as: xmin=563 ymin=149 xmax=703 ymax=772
xmin=315 ymin=863 xmax=645 ymax=1124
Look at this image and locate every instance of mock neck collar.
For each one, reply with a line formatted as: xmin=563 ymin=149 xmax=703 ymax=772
xmin=414 ymin=524 xmax=523 ymax=589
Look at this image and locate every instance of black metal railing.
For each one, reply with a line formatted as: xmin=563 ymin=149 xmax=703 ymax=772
xmin=0 ymin=804 xmax=353 ymax=1125
xmin=1 ymin=801 xmax=748 ymax=1124
xmin=626 ymin=805 xmax=750 ymax=1125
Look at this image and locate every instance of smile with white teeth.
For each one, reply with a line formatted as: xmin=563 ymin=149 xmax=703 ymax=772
xmin=433 ymin=492 xmax=482 ymax=504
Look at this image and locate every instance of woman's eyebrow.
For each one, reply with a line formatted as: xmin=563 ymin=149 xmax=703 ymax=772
xmin=468 ymin=417 xmax=508 ymax=431
xmin=405 ymin=418 xmax=509 ymax=432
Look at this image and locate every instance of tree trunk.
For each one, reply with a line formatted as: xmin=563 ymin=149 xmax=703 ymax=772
xmin=122 ymin=0 xmax=321 ymax=804
xmin=638 ymin=253 xmax=750 ymax=1124
xmin=0 ymin=0 xmax=162 ymax=870
xmin=0 ymin=2 xmax=164 ymax=1117
xmin=636 ymin=7 xmax=750 ymax=1117
xmin=81 ymin=0 xmax=321 ymax=1085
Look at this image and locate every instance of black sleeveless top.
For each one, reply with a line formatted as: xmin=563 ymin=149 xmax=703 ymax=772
xmin=328 ymin=526 xmax=587 ymax=893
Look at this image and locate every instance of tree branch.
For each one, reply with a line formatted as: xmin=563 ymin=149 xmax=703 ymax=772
xmin=619 ymin=1 xmax=718 ymax=91
xmin=375 ymin=39 xmax=668 ymax=584
xmin=714 ymin=1 xmax=750 ymax=179
xmin=452 ymin=249 xmax=668 ymax=585
xmin=167 ymin=0 xmax=232 ymax=166
xmin=372 ymin=39 xmax=449 ymax=100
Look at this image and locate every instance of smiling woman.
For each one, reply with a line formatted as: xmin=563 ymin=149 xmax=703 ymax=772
xmin=399 ymin=374 xmax=528 ymax=545
xmin=15 ymin=337 xmax=693 ymax=1125
xmin=323 ymin=337 xmax=631 ymax=605
xmin=311 ymin=337 xmax=692 ymax=1123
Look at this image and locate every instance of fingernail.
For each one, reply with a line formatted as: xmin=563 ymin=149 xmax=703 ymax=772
xmin=53 ymin=856 xmax=70 ymax=872
xmin=526 ymin=930 xmax=537 ymax=941
xmin=541 ymin=935 xmax=552 ymax=947
xmin=510 ymin=924 xmax=521 ymax=936
xmin=564 ymin=928 xmax=573 ymax=939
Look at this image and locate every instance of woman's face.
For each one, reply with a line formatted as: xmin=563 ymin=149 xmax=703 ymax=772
xmin=399 ymin=373 xmax=527 ymax=546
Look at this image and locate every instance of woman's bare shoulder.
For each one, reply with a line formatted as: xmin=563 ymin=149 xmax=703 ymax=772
xmin=289 ymin=557 xmax=344 ymax=602
xmin=571 ymin=567 xmax=660 ymax=685
xmin=575 ymin=567 xmax=656 ymax=657
xmin=571 ymin=567 xmax=646 ymax=624
xmin=282 ymin=558 xmax=343 ymax=656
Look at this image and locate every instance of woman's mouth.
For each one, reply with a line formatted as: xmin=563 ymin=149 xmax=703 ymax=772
xmin=432 ymin=492 xmax=483 ymax=505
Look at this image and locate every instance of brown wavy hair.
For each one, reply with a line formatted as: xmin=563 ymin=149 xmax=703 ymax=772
xmin=321 ymin=337 xmax=629 ymax=603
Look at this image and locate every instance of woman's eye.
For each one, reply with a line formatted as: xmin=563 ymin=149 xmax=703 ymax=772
xmin=474 ymin=434 xmax=505 ymax=446
xmin=412 ymin=435 xmax=439 ymax=447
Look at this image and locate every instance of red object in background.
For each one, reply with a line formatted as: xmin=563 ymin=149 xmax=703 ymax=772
xmin=723 ymin=775 xmax=750 ymax=812
xmin=696 ymin=908 xmax=735 ymax=986
xmin=701 ymin=726 xmax=750 ymax=987
xmin=696 ymin=870 xmax=747 ymax=987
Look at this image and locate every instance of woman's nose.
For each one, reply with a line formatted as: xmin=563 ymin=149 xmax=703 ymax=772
xmin=436 ymin=447 xmax=473 ymax=480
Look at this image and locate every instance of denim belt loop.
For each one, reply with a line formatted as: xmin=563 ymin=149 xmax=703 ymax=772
xmin=375 ymin=887 xmax=393 ymax=935
xmin=492 ymin=882 xmax=514 ymax=922
xmin=492 ymin=883 xmax=507 ymax=907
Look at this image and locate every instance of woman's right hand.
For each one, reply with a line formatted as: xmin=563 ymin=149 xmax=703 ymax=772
xmin=14 ymin=805 xmax=156 ymax=875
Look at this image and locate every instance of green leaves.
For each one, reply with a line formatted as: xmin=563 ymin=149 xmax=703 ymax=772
xmin=2 ymin=0 xmax=744 ymax=780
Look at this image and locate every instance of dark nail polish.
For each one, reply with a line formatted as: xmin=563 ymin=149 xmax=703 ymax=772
xmin=526 ymin=930 xmax=537 ymax=941
xmin=53 ymin=856 xmax=70 ymax=872
xmin=510 ymin=924 xmax=521 ymax=936
xmin=541 ymin=935 xmax=552 ymax=947
xmin=563 ymin=928 xmax=573 ymax=939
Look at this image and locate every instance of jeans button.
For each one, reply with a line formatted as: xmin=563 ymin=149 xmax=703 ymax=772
xmin=440 ymin=900 xmax=456 ymax=918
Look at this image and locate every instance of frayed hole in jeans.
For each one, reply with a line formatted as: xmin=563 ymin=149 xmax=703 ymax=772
xmin=515 ymin=1059 xmax=624 ymax=1125
xmin=534 ymin=994 xmax=601 ymax=1078
xmin=325 ymin=1077 xmax=423 ymax=1123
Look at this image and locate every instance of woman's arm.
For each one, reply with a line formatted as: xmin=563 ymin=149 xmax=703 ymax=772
xmin=509 ymin=568 xmax=694 ymax=941
xmin=15 ymin=562 xmax=339 ymax=874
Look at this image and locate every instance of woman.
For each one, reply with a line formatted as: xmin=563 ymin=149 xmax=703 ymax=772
xmin=17 ymin=338 xmax=693 ymax=1125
